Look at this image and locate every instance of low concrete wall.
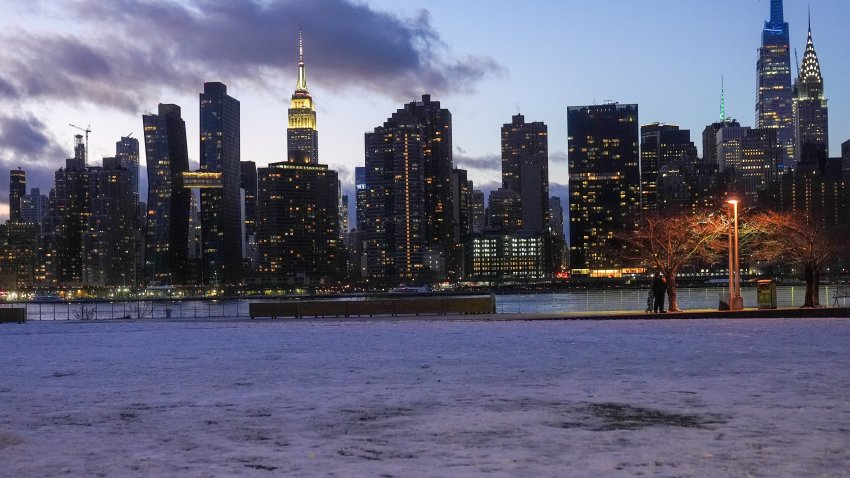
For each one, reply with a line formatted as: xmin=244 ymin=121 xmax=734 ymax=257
xmin=0 ymin=308 xmax=26 ymax=324
xmin=250 ymin=295 xmax=496 ymax=319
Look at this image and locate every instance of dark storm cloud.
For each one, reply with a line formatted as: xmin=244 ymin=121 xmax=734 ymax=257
xmin=0 ymin=114 xmax=67 ymax=202
xmin=0 ymin=0 xmax=503 ymax=112
xmin=0 ymin=115 xmax=66 ymax=164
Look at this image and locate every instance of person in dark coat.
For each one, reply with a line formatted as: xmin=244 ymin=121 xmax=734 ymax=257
xmin=651 ymin=272 xmax=667 ymax=313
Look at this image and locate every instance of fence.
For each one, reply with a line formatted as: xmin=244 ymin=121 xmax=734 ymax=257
xmin=4 ymin=285 xmax=845 ymax=320
xmin=494 ymin=285 xmax=842 ymax=314
xmin=7 ymin=299 xmax=251 ymax=321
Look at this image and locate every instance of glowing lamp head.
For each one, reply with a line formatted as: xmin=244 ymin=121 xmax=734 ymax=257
xmin=726 ymin=199 xmax=739 ymax=205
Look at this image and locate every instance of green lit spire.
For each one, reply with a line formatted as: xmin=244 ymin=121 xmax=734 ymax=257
xmin=720 ymin=76 xmax=726 ymax=122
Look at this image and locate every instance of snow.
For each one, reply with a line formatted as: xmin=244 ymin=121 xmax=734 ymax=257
xmin=2 ymin=317 xmax=850 ymax=477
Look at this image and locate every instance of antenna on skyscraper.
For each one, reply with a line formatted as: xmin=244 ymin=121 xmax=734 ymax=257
xmin=720 ymin=75 xmax=726 ymax=122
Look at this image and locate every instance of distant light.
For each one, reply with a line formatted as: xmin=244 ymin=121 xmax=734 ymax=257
xmin=726 ymin=199 xmax=739 ymax=205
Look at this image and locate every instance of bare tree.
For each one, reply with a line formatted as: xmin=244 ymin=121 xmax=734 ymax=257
xmin=750 ymin=211 xmax=844 ymax=308
xmin=618 ymin=212 xmax=726 ymax=312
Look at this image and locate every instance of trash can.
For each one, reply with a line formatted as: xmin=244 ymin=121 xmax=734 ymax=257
xmin=757 ymin=280 xmax=777 ymax=309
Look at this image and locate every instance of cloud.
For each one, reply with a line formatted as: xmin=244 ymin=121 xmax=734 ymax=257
xmin=0 ymin=0 xmax=504 ymax=113
xmin=454 ymin=153 xmax=501 ymax=173
xmin=550 ymin=151 xmax=568 ymax=164
xmin=0 ymin=115 xmax=64 ymax=160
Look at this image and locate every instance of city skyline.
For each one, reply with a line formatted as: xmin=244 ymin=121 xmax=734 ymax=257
xmin=1 ymin=0 xmax=849 ymax=221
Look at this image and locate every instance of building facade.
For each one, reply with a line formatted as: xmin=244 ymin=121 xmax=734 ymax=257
xmin=567 ymin=103 xmax=640 ymax=272
xmin=364 ymin=95 xmax=454 ymax=282
xmin=640 ymin=124 xmax=698 ymax=214
xmin=254 ymin=31 xmax=341 ymax=286
xmin=716 ymin=125 xmax=781 ymax=204
xmin=143 ymin=104 xmax=191 ymax=285
xmin=9 ymin=168 xmax=25 ymax=223
xmin=20 ymin=188 xmax=48 ymax=229
xmin=287 ymin=31 xmax=318 ymax=164
xmin=354 ymin=166 xmax=367 ymax=231
xmin=793 ymin=19 xmax=828 ymax=166
xmin=82 ymin=157 xmax=137 ymax=287
xmin=115 ymin=136 xmax=140 ymax=198
xmin=199 ymin=81 xmax=242 ymax=285
xmin=240 ymin=161 xmax=258 ymax=271
xmin=756 ymin=0 xmax=795 ymax=167
xmin=501 ymin=114 xmax=549 ymax=232
xmin=256 ymin=161 xmax=340 ymax=285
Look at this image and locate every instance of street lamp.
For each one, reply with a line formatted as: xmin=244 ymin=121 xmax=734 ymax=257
xmin=727 ymin=199 xmax=743 ymax=310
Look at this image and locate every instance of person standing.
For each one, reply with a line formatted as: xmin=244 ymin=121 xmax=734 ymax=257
xmin=651 ymin=272 xmax=667 ymax=313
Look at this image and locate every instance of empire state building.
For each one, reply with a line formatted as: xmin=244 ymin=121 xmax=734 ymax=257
xmin=287 ymin=30 xmax=319 ymax=164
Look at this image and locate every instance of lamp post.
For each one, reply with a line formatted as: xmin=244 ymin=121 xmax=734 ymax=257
xmin=727 ymin=199 xmax=743 ymax=310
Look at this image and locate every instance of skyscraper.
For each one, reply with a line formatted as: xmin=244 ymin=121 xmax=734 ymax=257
xmin=471 ymin=190 xmax=485 ymax=234
xmin=340 ymin=195 xmax=350 ymax=238
xmin=83 ymin=157 xmax=136 ymax=286
xmin=199 ymin=81 xmax=242 ymax=285
xmin=756 ymin=0 xmax=794 ymax=167
xmin=354 ymin=166 xmax=367 ymax=231
xmin=568 ymin=103 xmax=640 ymax=272
xmin=843 ymin=140 xmax=850 ymax=180
xmin=46 ymin=135 xmax=90 ymax=285
xmin=501 ymin=114 xmax=549 ymax=232
xmin=364 ymin=95 xmax=454 ymax=282
xmin=20 ymin=188 xmax=47 ymax=228
xmin=640 ymin=123 xmax=698 ymax=214
xmin=793 ymin=16 xmax=828 ymax=166
xmin=240 ymin=161 xmax=258 ymax=270
xmin=115 ymin=136 xmax=140 ymax=197
xmin=256 ymin=159 xmax=340 ymax=285
xmin=143 ymin=104 xmax=191 ymax=285
xmin=255 ymin=31 xmax=340 ymax=286
xmin=716 ymin=125 xmax=781 ymax=204
xmin=9 ymin=168 xmax=25 ymax=222
xmin=288 ymin=30 xmax=318 ymax=164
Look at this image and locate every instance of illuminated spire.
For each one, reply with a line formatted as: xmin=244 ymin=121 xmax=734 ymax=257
xmin=296 ymin=29 xmax=308 ymax=92
xmin=720 ymin=76 xmax=726 ymax=122
xmin=797 ymin=12 xmax=824 ymax=99
xmin=770 ymin=0 xmax=784 ymax=25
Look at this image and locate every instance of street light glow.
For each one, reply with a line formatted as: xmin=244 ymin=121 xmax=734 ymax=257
xmin=726 ymin=199 xmax=739 ymax=205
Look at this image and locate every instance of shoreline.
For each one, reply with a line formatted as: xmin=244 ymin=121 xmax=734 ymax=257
xmin=10 ymin=306 xmax=850 ymax=324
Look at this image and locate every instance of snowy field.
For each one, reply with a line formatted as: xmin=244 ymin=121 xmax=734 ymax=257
xmin=2 ymin=317 xmax=850 ymax=477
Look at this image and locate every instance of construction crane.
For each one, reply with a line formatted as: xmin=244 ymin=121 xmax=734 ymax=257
xmin=69 ymin=123 xmax=91 ymax=165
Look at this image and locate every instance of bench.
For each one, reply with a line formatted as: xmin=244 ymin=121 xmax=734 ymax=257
xmin=833 ymin=285 xmax=850 ymax=307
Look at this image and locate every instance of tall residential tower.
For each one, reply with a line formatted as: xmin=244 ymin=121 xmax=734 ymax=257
xmin=143 ymin=104 xmax=191 ymax=285
xmin=568 ymin=104 xmax=640 ymax=272
xmin=199 ymin=81 xmax=242 ymax=285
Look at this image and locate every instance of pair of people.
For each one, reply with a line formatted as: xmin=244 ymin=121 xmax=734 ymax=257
xmin=649 ymin=272 xmax=667 ymax=313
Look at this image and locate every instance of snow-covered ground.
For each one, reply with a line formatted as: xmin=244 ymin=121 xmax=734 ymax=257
xmin=2 ymin=317 xmax=849 ymax=477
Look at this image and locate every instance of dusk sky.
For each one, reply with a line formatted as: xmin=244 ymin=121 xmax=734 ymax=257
xmin=1 ymin=0 xmax=848 ymax=219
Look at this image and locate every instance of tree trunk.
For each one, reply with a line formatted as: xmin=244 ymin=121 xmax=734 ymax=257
xmin=665 ymin=271 xmax=680 ymax=312
xmin=812 ymin=267 xmax=821 ymax=307
xmin=803 ymin=264 xmax=815 ymax=308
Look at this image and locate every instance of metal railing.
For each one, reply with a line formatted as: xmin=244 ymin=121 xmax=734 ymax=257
xmin=4 ymin=285 xmax=845 ymax=320
xmin=5 ymin=299 xmax=251 ymax=321
xmin=494 ymin=286 xmax=841 ymax=314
